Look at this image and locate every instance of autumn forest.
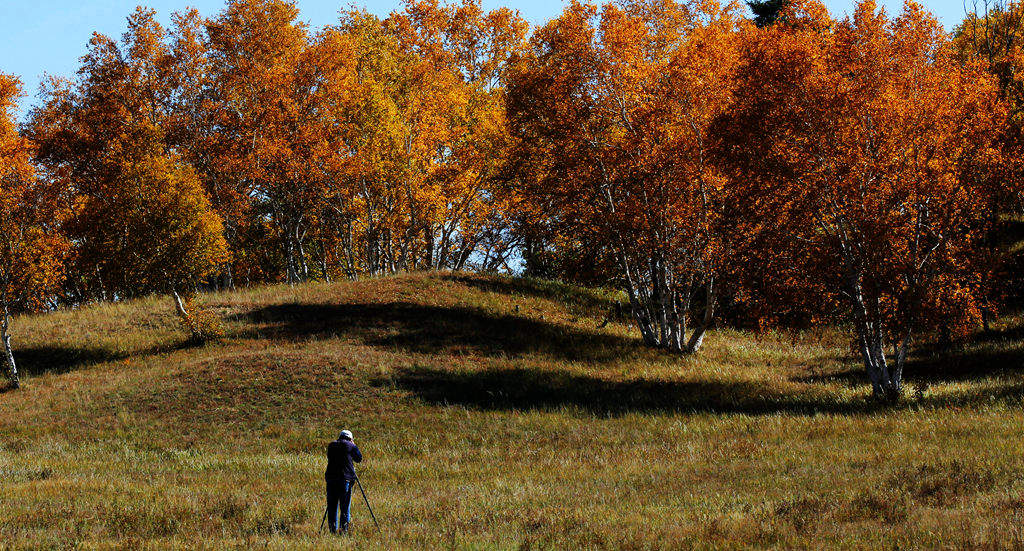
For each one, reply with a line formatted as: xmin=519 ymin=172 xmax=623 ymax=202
xmin=0 ymin=0 xmax=1021 ymax=402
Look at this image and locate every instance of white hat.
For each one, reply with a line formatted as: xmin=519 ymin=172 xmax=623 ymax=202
xmin=340 ymin=430 xmax=353 ymax=440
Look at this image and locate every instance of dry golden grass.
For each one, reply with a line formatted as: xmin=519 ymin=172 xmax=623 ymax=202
xmin=2 ymin=272 xmax=1024 ymax=549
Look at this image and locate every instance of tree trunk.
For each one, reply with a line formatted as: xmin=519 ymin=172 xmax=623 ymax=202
xmin=2 ymin=307 xmax=19 ymax=389
xmin=319 ymin=242 xmax=331 ymax=283
xmin=424 ymin=227 xmax=435 ymax=269
xmin=849 ymin=284 xmax=902 ymax=402
xmin=620 ymin=257 xmax=657 ymax=346
xmin=892 ymin=334 xmax=908 ymax=395
xmin=285 ymin=239 xmax=298 ymax=284
xmin=297 ymin=236 xmax=309 ymax=282
xmin=454 ymin=246 xmax=474 ymax=272
xmin=221 ymin=262 xmax=234 ymax=291
xmin=173 ymin=291 xmax=200 ymax=341
xmin=685 ymin=278 xmax=715 ymax=354
xmin=173 ymin=291 xmax=189 ymax=317
xmin=618 ymin=253 xmax=715 ymax=354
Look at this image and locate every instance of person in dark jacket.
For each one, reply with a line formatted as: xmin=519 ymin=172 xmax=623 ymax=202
xmin=325 ymin=429 xmax=362 ymax=533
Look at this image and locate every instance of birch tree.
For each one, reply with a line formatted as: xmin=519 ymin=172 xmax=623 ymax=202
xmin=387 ymin=0 xmax=528 ymax=271
xmin=718 ymin=0 xmax=1008 ymax=400
xmin=27 ymin=10 xmax=229 ymax=308
xmin=506 ymin=0 xmax=743 ymax=353
xmin=0 ymin=74 xmax=69 ymax=389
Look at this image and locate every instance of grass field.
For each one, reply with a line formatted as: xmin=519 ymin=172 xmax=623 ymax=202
xmin=2 ymin=272 xmax=1024 ymax=550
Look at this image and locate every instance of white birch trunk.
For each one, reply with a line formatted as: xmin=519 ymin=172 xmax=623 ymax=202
xmin=2 ymin=306 xmax=18 ymax=389
xmin=619 ymin=253 xmax=716 ymax=354
xmin=172 ymin=291 xmax=201 ymax=341
xmin=685 ymin=279 xmax=715 ymax=354
xmin=849 ymin=282 xmax=902 ymax=401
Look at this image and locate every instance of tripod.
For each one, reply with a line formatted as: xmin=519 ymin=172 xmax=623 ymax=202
xmin=319 ymin=470 xmax=380 ymax=533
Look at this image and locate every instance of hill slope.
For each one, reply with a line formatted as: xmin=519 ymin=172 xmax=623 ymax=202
xmin=2 ymin=273 xmax=1024 ymax=549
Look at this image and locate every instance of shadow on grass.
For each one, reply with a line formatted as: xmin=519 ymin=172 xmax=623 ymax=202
xmin=795 ymin=320 xmax=1024 ymax=390
xmin=447 ymin=275 xmax=621 ymax=315
xmin=377 ymin=365 xmax=877 ymax=416
xmin=15 ymin=346 xmax=129 ymax=376
xmin=382 ymin=363 xmax=1024 ymax=417
xmin=907 ymin=347 xmax=1024 ymax=384
xmin=241 ymin=302 xmax=647 ymax=364
xmin=14 ymin=339 xmax=204 ymax=377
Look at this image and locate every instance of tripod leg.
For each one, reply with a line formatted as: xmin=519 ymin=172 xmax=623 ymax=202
xmin=355 ymin=474 xmax=381 ymax=531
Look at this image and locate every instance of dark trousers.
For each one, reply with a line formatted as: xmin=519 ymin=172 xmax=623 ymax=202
xmin=326 ymin=478 xmax=353 ymax=532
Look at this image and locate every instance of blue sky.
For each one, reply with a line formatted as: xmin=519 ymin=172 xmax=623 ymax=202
xmin=2 ymin=1 xmax=966 ymax=119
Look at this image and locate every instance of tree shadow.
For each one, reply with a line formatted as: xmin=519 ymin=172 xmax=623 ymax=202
xmin=382 ymin=361 xmax=1024 ymax=417
xmin=905 ymin=347 xmax=1024 ymax=384
xmin=240 ymin=302 xmax=646 ymax=364
xmin=13 ymin=339 xmax=203 ymax=378
xmin=375 ymin=365 xmax=874 ymax=416
xmin=15 ymin=346 xmax=129 ymax=376
xmin=795 ymin=320 xmax=1024 ymax=388
xmin=446 ymin=275 xmax=620 ymax=315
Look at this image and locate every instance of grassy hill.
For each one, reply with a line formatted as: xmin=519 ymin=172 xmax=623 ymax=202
xmin=2 ymin=272 xmax=1024 ymax=550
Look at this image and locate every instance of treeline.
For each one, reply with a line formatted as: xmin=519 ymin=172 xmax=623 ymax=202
xmin=0 ymin=0 xmax=1020 ymax=399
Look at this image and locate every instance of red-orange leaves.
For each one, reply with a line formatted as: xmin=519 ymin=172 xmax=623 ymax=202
xmin=718 ymin=0 xmax=1007 ymax=399
xmin=507 ymin=0 xmax=744 ymax=353
xmin=27 ymin=9 xmax=228 ymax=301
xmin=0 ymin=74 xmax=69 ymax=388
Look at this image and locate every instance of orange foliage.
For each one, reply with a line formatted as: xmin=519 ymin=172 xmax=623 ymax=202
xmin=0 ymin=0 xmax=1017 ymax=397
xmin=27 ymin=8 xmax=228 ymax=301
xmin=718 ymin=0 xmax=1007 ymax=399
xmin=506 ymin=0 xmax=744 ymax=352
xmin=0 ymin=74 xmax=69 ymax=387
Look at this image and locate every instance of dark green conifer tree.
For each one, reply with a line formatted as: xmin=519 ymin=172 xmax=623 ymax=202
xmin=747 ymin=0 xmax=787 ymax=27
